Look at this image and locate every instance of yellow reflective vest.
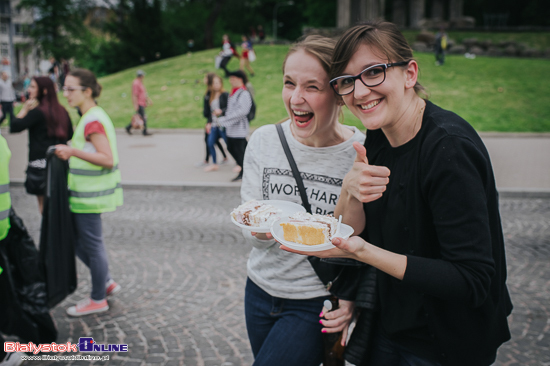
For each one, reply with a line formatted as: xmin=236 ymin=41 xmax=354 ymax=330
xmin=68 ymin=106 xmax=123 ymax=213
xmin=0 ymin=134 xmax=11 ymax=275
xmin=0 ymin=134 xmax=11 ymax=241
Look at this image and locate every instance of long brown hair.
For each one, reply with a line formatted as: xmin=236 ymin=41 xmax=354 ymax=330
xmin=206 ymin=73 xmax=225 ymax=104
xmin=33 ymin=76 xmax=71 ymax=140
xmin=330 ymin=21 xmax=426 ymax=97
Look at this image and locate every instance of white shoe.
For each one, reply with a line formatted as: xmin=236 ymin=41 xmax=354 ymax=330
xmin=0 ymin=352 xmax=24 ymax=366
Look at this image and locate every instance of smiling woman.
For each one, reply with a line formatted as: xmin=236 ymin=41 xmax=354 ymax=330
xmin=287 ymin=21 xmax=513 ymax=366
xmin=238 ymin=35 xmax=365 ymax=366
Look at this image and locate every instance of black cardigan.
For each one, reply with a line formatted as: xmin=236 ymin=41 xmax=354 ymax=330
xmin=345 ymin=101 xmax=512 ymax=366
xmin=10 ymin=108 xmax=72 ymax=161
xmin=203 ymin=92 xmax=228 ymax=123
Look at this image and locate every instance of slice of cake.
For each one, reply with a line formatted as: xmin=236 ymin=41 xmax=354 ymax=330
xmin=280 ymin=213 xmax=338 ymax=245
xmin=231 ymin=200 xmax=282 ymax=227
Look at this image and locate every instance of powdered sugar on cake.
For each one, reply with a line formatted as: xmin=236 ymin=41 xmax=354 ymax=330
xmin=281 ymin=213 xmax=338 ymax=245
xmin=231 ymin=200 xmax=283 ymax=227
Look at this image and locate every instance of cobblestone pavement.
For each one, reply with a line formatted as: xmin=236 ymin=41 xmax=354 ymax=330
xmin=6 ymin=187 xmax=550 ymax=366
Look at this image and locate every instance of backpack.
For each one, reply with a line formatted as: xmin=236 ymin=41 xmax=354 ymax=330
xmin=248 ymin=97 xmax=256 ymax=122
xmin=237 ymin=89 xmax=256 ymax=123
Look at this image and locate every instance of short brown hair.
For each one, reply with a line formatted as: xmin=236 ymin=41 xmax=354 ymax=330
xmin=331 ymin=21 xmax=426 ymax=97
xmin=69 ymin=68 xmax=102 ymax=99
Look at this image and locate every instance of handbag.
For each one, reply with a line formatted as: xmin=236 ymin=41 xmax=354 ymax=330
xmin=25 ymin=165 xmax=47 ymax=196
xmin=248 ymin=49 xmax=256 ymax=62
xmin=215 ymin=55 xmax=222 ymax=69
xmin=131 ymin=113 xmax=144 ymax=129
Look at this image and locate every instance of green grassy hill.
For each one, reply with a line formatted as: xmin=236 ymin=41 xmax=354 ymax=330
xmin=65 ymin=44 xmax=550 ymax=132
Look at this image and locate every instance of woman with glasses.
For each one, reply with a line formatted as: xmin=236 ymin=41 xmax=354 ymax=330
xmin=282 ymin=21 xmax=512 ymax=366
xmin=54 ymin=68 xmax=123 ymax=317
xmin=10 ymin=76 xmax=72 ymax=214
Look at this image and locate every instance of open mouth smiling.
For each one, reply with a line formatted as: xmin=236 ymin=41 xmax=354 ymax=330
xmin=359 ymin=98 xmax=383 ymax=111
xmin=292 ymin=110 xmax=314 ymax=126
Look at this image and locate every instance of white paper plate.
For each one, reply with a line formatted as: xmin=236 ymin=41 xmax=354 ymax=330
xmin=230 ymin=200 xmax=306 ymax=233
xmin=270 ymin=218 xmax=354 ymax=252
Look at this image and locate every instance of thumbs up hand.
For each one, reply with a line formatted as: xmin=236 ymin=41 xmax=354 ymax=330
xmin=344 ymin=141 xmax=390 ymax=203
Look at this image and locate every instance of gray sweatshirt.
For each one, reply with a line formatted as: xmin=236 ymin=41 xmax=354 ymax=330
xmin=240 ymin=120 xmax=365 ymax=299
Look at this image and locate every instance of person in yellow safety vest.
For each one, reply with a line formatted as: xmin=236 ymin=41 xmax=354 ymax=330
xmin=0 ymin=132 xmax=27 ymax=366
xmin=0 ymin=132 xmax=11 ymax=261
xmin=55 ymin=68 xmax=122 ymax=317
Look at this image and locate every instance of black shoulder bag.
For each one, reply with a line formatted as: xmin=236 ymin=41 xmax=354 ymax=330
xmin=276 ymin=123 xmax=377 ymax=364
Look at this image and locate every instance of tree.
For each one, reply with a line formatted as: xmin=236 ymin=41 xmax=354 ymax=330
xmin=19 ymin=0 xmax=92 ymax=60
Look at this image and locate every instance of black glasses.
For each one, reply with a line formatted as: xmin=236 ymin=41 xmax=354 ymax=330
xmin=329 ymin=61 xmax=410 ymax=96
xmin=62 ymin=86 xmax=86 ymax=92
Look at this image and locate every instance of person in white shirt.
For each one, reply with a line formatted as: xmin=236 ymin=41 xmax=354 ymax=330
xmin=239 ymin=35 xmax=364 ymax=366
xmin=0 ymin=71 xmax=15 ymax=126
xmin=215 ymin=70 xmax=252 ymax=182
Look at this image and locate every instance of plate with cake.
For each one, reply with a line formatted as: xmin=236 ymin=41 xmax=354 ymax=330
xmin=271 ymin=213 xmax=354 ymax=252
xmin=231 ymin=199 xmax=306 ymax=233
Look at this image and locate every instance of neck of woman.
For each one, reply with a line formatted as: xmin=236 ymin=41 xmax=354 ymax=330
xmin=383 ymin=96 xmax=426 ymax=148
xmin=79 ymin=99 xmax=97 ymax=116
xmin=291 ymin=119 xmax=354 ymax=148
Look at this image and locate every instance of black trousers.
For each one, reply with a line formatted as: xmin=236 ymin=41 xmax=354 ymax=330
xmin=220 ymin=56 xmax=232 ymax=77
xmin=226 ymin=137 xmax=247 ymax=169
xmin=0 ymin=101 xmax=14 ymax=125
xmin=0 ymin=333 xmax=5 ymax=360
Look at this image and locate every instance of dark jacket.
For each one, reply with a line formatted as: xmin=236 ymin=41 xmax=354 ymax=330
xmin=40 ymin=148 xmax=77 ymax=308
xmin=0 ymin=209 xmax=57 ymax=343
xmin=10 ymin=108 xmax=73 ymax=161
xmin=203 ymin=92 xmax=228 ymax=123
xmin=345 ymin=101 xmax=512 ymax=366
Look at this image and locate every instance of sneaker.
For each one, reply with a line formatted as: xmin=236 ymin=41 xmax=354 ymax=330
xmin=231 ymin=172 xmax=243 ymax=182
xmin=0 ymin=352 xmax=24 ymax=366
xmin=66 ymin=298 xmax=109 ymax=317
xmin=106 ymin=279 xmax=121 ymax=297
xmin=220 ymin=158 xmax=229 ymax=165
xmin=195 ymin=161 xmax=209 ymax=168
xmin=143 ymin=131 xmax=153 ymax=136
xmin=125 ymin=125 xmax=132 ymax=135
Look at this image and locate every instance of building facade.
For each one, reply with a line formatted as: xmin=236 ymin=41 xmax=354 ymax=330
xmin=0 ymin=0 xmax=41 ymax=80
xmin=337 ymin=0 xmax=465 ymax=29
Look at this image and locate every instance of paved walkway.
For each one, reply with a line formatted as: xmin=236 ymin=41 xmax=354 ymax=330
xmin=3 ymin=128 xmax=550 ymax=193
xmin=7 ymin=186 xmax=550 ymax=366
xmin=2 ymin=128 xmax=550 ymax=365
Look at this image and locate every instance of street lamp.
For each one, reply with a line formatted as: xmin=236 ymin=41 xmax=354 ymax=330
xmin=273 ymin=1 xmax=294 ymax=41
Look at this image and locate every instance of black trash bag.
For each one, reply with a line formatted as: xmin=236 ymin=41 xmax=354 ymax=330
xmin=0 ymin=208 xmax=57 ymax=344
xmin=40 ymin=147 xmax=77 ymax=308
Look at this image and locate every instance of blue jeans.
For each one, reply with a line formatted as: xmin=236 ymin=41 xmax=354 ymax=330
xmin=73 ymin=213 xmax=111 ymax=301
xmin=244 ymin=278 xmax=328 ymax=366
xmin=207 ymin=126 xmax=227 ymax=164
xmin=369 ymin=328 xmax=442 ymax=366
